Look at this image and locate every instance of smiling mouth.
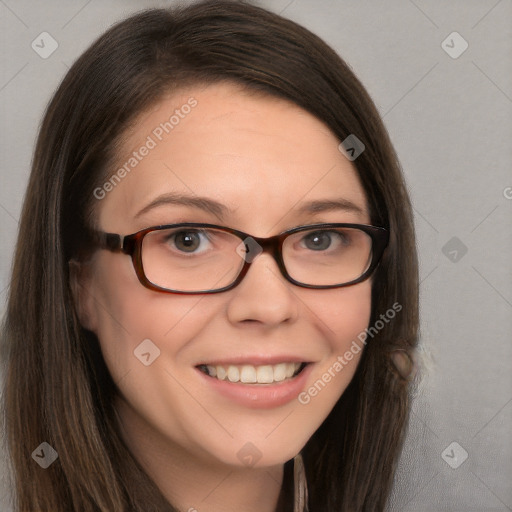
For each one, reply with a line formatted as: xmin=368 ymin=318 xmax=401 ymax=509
xmin=197 ymin=362 xmax=308 ymax=384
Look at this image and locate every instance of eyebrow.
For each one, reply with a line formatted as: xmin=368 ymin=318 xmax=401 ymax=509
xmin=296 ymin=197 xmax=365 ymax=216
xmin=134 ymin=192 xmax=231 ymax=220
xmin=134 ymin=192 xmax=365 ymax=221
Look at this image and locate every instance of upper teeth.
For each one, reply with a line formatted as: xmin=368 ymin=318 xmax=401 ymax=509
xmin=202 ymin=362 xmax=302 ymax=383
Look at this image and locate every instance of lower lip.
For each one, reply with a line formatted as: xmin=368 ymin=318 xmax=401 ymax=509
xmin=195 ymin=364 xmax=314 ymax=409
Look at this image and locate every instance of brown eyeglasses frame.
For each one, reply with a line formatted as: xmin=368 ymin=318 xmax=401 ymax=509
xmin=89 ymin=222 xmax=389 ymax=294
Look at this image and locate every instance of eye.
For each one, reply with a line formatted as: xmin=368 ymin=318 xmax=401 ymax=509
xmin=300 ymin=230 xmax=348 ymax=251
xmin=169 ymin=230 xmax=212 ymax=253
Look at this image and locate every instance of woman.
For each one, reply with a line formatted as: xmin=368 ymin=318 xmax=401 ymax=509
xmin=0 ymin=0 xmax=419 ymax=510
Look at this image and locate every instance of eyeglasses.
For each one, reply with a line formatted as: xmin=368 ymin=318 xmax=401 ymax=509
xmin=90 ymin=222 xmax=389 ymax=294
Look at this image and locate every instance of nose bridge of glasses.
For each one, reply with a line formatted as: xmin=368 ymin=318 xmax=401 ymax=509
xmin=236 ymin=233 xmax=282 ymax=265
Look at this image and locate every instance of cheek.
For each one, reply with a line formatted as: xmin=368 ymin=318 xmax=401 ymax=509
xmin=295 ymin=281 xmax=372 ymax=413
xmin=312 ymin=280 xmax=372 ymax=351
xmin=86 ymin=259 xmax=223 ymax=445
xmin=86 ymin=254 xmax=207 ymax=375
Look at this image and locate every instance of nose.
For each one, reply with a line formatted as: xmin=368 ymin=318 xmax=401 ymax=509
xmin=225 ymin=250 xmax=299 ymax=327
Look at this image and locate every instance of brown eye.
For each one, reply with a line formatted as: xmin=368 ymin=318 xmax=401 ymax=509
xmin=173 ymin=231 xmax=202 ymax=252
xmin=300 ymin=230 xmax=348 ymax=251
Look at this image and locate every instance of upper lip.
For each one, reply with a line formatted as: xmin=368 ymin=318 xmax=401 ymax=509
xmin=196 ymin=355 xmax=311 ymax=366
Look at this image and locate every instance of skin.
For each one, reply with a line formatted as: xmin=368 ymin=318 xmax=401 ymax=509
xmin=74 ymin=81 xmax=372 ymax=512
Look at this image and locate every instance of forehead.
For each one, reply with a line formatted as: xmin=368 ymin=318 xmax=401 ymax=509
xmin=97 ymin=81 xmax=369 ymax=232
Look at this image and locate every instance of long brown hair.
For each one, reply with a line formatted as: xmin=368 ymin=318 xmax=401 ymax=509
xmin=0 ymin=1 xmax=419 ymax=510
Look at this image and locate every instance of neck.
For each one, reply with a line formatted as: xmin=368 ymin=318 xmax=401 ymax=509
xmin=114 ymin=395 xmax=285 ymax=512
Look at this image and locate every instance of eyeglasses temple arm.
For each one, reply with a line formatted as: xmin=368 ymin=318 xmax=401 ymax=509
xmin=91 ymin=231 xmax=124 ymax=252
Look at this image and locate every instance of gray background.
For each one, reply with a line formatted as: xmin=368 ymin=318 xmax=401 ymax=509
xmin=1 ymin=1 xmax=511 ymax=511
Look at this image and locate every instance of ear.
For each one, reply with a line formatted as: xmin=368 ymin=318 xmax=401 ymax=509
xmin=69 ymin=258 xmax=98 ymax=332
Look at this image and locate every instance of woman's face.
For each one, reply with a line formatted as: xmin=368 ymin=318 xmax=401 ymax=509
xmin=77 ymin=81 xmax=372 ymax=469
